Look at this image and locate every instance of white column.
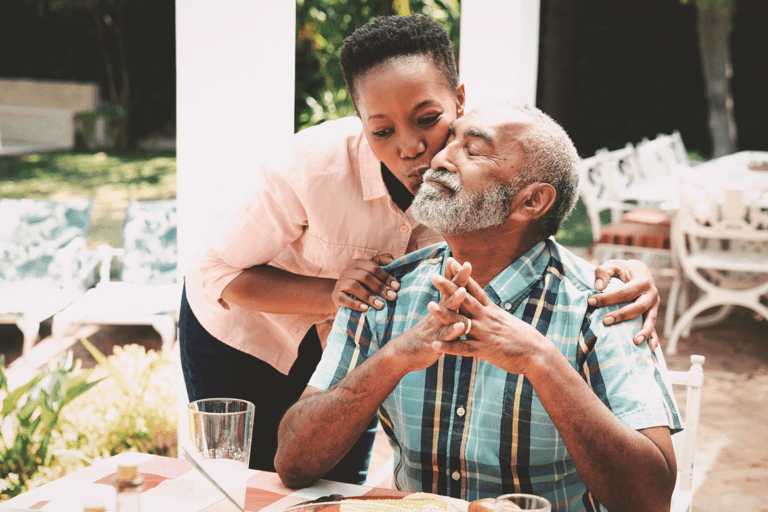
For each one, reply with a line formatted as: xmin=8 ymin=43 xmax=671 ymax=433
xmin=459 ymin=0 xmax=541 ymax=111
xmin=176 ymin=0 xmax=295 ymax=277
xmin=175 ymin=0 xmax=295 ymax=450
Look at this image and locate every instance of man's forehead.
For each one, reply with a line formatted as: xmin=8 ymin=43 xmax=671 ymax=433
xmin=455 ymin=106 xmax=532 ymax=142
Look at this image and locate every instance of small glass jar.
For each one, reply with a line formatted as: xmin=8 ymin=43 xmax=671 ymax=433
xmin=113 ymin=463 xmax=144 ymax=512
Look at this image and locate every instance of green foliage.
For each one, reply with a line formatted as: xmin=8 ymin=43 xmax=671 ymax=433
xmin=0 ymin=352 xmax=103 ymax=499
xmin=295 ymin=0 xmax=461 ymax=132
xmin=50 ymin=341 xmax=178 ymax=478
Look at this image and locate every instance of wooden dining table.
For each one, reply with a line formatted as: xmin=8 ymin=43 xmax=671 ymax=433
xmin=0 ymin=452 xmax=410 ymax=512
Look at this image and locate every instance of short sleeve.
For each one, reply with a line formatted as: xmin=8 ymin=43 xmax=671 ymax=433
xmin=309 ymin=306 xmax=381 ymax=391
xmin=582 ymin=301 xmax=683 ymax=434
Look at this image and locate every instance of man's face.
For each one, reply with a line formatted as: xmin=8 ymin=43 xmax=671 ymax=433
xmin=412 ymin=107 xmax=532 ymax=235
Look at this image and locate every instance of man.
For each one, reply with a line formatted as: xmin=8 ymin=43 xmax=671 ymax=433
xmin=275 ymin=102 xmax=681 ymax=512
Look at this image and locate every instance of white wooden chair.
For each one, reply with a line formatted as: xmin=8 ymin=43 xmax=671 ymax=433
xmin=579 ymin=151 xmax=673 ymax=268
xmin=666 ymin=181 xmax=768 ymax=354
xmin=668 ymin=355 xmax=705 ymax=512
xmin=52 ymin=199 xmax=180 ymax=353
xmin=636 ymin=131 xmax=690 ymax=182
xmin=0 ymin=198 xmax=98 ymax=355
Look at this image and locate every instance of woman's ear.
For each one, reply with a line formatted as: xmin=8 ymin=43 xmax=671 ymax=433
xmin=455 ymin=83 xmax=466 ymax=117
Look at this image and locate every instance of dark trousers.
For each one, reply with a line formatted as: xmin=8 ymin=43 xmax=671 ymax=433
xmin=179 ymin=284 xmax=376 ymax=484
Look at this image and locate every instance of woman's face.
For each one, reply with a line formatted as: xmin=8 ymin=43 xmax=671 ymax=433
xmin=353 ymin=55 xmax=465 ymax=195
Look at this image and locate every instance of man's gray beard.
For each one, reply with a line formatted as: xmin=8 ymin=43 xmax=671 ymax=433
xmin=412 ymin=174 xmax=518 ymax=236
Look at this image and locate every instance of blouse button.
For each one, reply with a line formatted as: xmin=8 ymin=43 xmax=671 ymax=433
xmin=400 ymin=225 xmax=409 ymax=233
xmin=451 ymin=471 xmax=461 ymax=481
xmin=457 ymin=406 xmax=466 ymax=417
xmin=504 ymin=303 xmax=512 ymax=310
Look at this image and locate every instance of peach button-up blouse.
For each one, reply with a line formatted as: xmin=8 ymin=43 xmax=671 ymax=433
xmin=184 ymin=116 xmax=443 ymax=375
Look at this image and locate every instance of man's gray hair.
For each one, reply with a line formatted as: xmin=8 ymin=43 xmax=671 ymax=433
xmin=498 ymin=101 xmax=580 ymax=239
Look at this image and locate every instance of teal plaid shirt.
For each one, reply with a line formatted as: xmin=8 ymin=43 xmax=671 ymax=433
xmin=309 ymin=239 xmax=682 ymax=511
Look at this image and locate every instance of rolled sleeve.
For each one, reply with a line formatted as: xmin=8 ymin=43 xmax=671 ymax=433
xmin=194 ymin=164 xmax=309 ymax=303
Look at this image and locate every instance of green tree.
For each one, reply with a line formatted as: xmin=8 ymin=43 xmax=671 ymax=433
xmin=683 ymin=0 xmax=738 ymax=157
xmin=295 ymin=0 xmax=461 ymax=132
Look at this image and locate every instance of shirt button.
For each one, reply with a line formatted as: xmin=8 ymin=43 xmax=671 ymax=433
xmin=456 ymin=406 xmax=466 ymax=417
xmin=399 ymin=225 xmax=409 ymax=233
xmin=504 ymin=303 xmax=512 ymax=310
xmin=451 ymin=471 xmax=461 ymax=481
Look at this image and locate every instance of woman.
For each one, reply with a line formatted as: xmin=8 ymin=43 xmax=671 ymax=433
xmin=179 ymin=14 xmax=660 ymax=484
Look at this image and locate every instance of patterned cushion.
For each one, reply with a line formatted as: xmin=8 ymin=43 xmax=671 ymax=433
xmin=119 ymin=199 xmax=177 ymax=286
xmin=0 ymin=198 xmax=92 ymax=281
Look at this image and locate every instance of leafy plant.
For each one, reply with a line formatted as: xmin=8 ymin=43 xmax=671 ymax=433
xmin=50 ymin=341 xmax=178 ymax=477
xmin=0 ymin=352 xmax=103 ymax=499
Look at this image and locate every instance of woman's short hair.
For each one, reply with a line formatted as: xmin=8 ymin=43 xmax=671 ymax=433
xmin=340 ymin=14 xmax=459 ymax=105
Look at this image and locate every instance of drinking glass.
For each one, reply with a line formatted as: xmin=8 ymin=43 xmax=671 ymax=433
xmin=188 ymin=398 xmax=255 ymax=512
xmin=495 ymin=494 xmax=551 ymax=512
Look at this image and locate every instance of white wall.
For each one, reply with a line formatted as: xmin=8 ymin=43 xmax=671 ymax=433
xmin=176 ymin=0 xmax=295 ymax=277
xmin=459 ymin=0 xmax=541 ymax=111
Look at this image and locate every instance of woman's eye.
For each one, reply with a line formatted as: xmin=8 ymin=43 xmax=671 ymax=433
xmin=419 ymin=115 xmax=440 ymax=126
xmin=373 ymin=129 xmax=393 ymax=138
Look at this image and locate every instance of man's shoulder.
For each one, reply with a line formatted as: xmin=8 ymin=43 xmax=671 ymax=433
xmin=384 ymin=243 xmax=449 ymax=282
xmin=548 ymin=240 xmax=597 ymax=294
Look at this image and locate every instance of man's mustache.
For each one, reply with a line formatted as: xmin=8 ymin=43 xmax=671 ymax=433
xmin=422 ymin=168 xmax=462 ymax=192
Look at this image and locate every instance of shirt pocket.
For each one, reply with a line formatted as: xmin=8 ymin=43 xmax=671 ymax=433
xmin=298 ymin=232 xmax=381 ymax=277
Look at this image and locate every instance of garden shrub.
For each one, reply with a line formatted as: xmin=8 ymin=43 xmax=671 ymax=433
xmin=49 ymin=342 xmax=178 ymax=479
xmin=0 ymin=352 xmax=102 ymax=500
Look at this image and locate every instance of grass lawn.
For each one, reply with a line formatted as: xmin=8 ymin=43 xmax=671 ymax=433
xmin=0 ymin=150 xmax=176 ymax=249
xmin=0 ymin=149 xmax=595 ymax=250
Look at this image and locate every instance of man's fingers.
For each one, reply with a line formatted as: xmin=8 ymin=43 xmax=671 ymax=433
xmin=464 ymin=276 xmax=492 ymax=306
xmin=427 ymin=289 xmax=468 ymax=324
xmin=432 ymin=274 xmax=462 ymax=302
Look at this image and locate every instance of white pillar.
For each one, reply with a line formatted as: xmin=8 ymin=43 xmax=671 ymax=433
xmin=175 ymin=0 xmax=295 ymax=450
xmin=459 ymin=0 xmax=541 ymax=111
xmin=176 ymin=0 xmax=295 ymax=277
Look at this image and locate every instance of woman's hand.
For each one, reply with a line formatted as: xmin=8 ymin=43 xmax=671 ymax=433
xmin=332 ymin=254 xmax=400 ymax=311
xmin=589 ymin=259 xmax=661 ymax=350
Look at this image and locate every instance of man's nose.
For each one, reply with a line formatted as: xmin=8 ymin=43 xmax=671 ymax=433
xmin=430 ymin=144 xmax=457 ymax=173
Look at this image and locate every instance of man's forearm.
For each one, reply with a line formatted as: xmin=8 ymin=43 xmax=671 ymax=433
xmin=275 ymin=344 xmax=409 ymax=488
xmin=525 ymin=345 xmax=676 ymax=512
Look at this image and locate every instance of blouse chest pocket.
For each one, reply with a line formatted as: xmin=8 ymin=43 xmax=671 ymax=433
xmin=297 ymin=232 xmax=380 ymax=277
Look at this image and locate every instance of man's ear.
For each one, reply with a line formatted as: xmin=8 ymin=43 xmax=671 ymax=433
xmin=509 ymin=183 xmax=556 ymax=222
